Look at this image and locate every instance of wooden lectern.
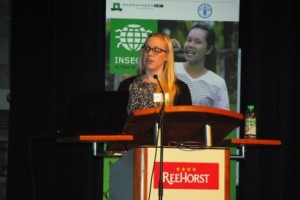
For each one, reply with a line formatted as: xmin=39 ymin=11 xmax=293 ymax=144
xmin=106 ymin=105 xmax=244 ymax=151
xmin=108 ymin=106 xmax=244 ymax=200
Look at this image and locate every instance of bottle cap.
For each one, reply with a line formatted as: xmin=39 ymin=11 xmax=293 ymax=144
xmin=247 ymin=105 xmax=254 ymax=110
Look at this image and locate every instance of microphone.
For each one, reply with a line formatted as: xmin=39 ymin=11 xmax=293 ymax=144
xmin=153 ymin=75 xmax=165 ymax=127
xmin=153 ymin=74 xmax=165 ymax=199
xmin=153 ymin=75 xmax=165 ymax=109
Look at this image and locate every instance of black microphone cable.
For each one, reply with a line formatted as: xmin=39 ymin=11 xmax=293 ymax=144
xmin=153 ymin=74 xmax=166 ymax=200
xmin=153 ymin=75 xmax=165 ymax=127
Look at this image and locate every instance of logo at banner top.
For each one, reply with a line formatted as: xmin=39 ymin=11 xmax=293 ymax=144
xmin=111 ymin=3 xmax=122 ymax=11
xmin=115 ymin=24 xmax=152 ymax=51
xmin=198 ymin=3 xmax=213 ymax=18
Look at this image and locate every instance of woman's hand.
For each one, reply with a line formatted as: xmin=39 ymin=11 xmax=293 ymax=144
xmin=171 ymin=39 xmax=182 ymax=52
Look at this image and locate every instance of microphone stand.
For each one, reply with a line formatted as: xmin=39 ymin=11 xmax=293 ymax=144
xmin=153 ymin=75 xmax=165 ymax=200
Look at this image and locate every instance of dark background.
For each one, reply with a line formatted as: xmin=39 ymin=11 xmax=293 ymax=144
xmin=7 ymin=0 xmax=298 ymax=200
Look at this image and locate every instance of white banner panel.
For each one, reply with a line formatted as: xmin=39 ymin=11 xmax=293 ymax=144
xmin=106 ymin=0 xmax=239 ymax=21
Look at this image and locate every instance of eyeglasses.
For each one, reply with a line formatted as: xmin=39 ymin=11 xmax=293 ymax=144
xmin=142 ymin=45 xmax=168 ymax=55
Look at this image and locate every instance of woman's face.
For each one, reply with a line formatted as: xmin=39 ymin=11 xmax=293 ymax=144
xmin=142 ymin=36 xmax=168 ymax=74
xmin=183 ymin=28 xmax=211 ymax=63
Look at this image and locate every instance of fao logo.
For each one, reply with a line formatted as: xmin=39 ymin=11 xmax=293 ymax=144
xmin=198 ymin=3 xmax=213 ymax=18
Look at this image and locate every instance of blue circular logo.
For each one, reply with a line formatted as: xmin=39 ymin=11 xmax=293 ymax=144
xmin=198 ymin=3 xmax=213 ymax=18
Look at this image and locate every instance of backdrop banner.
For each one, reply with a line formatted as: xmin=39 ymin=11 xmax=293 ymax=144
xmin=104 ymin=1 xmax=240 ymax=199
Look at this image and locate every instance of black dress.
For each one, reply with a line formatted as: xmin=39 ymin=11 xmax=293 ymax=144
xmin=118 ymin=76 xmax=192 ymax=115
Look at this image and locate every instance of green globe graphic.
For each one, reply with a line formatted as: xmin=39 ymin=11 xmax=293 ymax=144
xmin=116 ymin=24 xmax=152 ymax=51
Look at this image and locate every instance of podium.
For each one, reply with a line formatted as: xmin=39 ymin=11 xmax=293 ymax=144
xmin=108 ymin=106 xmax=244 ymax=200
xmin=106 ymin=105 xmax=244 ymax=151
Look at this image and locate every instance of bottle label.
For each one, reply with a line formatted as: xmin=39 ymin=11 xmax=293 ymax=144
xmin=245 ymin=118 xmax=256 ymax=135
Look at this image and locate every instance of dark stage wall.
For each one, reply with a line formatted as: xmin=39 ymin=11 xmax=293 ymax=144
xmin=7 ymin=0 xmax=299 ymax=200
xmin=8 ymin=1 xmax=105 ymax=200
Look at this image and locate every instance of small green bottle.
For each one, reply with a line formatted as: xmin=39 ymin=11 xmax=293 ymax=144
xmin=244 ymin=105 xmax=256 ymax=139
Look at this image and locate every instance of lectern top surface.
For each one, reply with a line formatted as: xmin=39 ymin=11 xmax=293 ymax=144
xmin=106 ymin=106 xmax=244 ymax=151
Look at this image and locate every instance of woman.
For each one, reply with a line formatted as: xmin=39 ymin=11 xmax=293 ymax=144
xmin=173 ymin=23 xmax=230 ymax=110
xmin=118 ymin=33 xmax=192 ymax=115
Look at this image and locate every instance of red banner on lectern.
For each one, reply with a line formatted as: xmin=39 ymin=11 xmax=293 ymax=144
xmin=153 ymin=162 xmax=219 ymax=189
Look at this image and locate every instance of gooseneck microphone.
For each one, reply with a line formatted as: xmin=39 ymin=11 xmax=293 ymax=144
xmin=153 ymin=74 xmax=165 ymax=200
xmin=153 ymin=74 xmax=165 ymax=125
xmin=153 ymin=75 xmax=165 ymax=107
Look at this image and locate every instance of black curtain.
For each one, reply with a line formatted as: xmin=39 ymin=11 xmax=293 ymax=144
xmin=237 ymin=1 xmax=299 ymax=199
xmin=7 ymin=0 xmax=299 ymax=200
xmin=8 ymin=0 xmax=105 ymax=200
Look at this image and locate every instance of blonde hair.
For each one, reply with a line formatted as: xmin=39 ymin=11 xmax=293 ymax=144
xmin=137 ymin=33 xmax=179 ymax=106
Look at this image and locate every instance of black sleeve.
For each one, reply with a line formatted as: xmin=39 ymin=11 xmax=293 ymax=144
xmin=174 ymin=79 xmax=192 ymax=105
xmin=117 ymin=76 xmax=137 ymax=91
